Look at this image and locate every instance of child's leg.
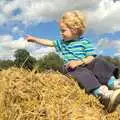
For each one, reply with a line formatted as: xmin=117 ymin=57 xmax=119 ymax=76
xmin=86 ymin=58 xmax=119 ymax=85
xmin=107 ymin=76 xmax=120 ymax=89
xmin=65 ymin=65 xmax=120 ymax=112
xmin=67 ymin=67 xmax=101 ymax=93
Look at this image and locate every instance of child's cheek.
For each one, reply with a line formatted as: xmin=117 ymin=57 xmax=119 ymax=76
xmin=66 ymin=32 xmax=72 ymax=38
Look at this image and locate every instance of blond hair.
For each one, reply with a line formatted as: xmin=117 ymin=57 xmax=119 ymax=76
xmin=61 ymin=10 xmax=86 ymax=36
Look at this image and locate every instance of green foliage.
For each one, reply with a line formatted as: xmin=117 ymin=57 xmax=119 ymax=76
xmin=36 ymin=52 xmax=64 ymax=72
xmin=14 ymin=49 xmax=37 ymax=70
xmin=0 ymin=60 xmax=14 ymax=70
xmin=1 ymin=48 xmax=120 ymax=75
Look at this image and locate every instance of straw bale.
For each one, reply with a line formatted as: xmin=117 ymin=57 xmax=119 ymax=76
xmin=0 ymin=67 xmax=120 ymax=120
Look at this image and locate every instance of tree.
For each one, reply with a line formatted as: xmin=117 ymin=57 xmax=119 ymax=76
xmin=14 ymin=49 xmax=36 ymax=70
xmin=0 ymin=60 xmax=14 ymax=70
xmin=36 ymin=52 xmax=64 ymax=72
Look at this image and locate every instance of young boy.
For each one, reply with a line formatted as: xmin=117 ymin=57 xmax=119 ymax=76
xmin=25 ymin=10 xmax=120 ymax=112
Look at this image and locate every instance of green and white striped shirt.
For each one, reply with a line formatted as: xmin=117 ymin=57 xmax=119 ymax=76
xmin=54 ymin=37 xmax=96 ymax=63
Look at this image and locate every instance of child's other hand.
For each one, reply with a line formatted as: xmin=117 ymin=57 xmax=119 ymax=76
xmin=25 ymin=35 xmax=36 ymax=43
xmin=65 ymin=60 xmax=80 ymax=69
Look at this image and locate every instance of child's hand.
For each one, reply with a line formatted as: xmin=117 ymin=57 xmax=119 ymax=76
xmin=25 ymin=35 xmax=37 ymax=43
xmin=65 ymin=60 xmax=81 ymax=69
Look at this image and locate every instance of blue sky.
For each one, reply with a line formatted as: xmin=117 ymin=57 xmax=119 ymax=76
xmin=0 ymin=0 xmax=120 ymax=60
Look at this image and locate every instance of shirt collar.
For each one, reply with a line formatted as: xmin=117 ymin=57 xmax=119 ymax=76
xmin=62 ymin=35 xmax=84 ymax=43
xmin=73 ymin=35 xmax=84 ymax=41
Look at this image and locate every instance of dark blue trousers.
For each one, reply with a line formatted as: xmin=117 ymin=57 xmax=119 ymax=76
xmin=60 ymin=58 xmax=119 ymax=93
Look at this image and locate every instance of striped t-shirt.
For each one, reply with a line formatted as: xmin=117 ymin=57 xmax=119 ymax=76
xmin=54 ymin=37 xmax=96 ymax=63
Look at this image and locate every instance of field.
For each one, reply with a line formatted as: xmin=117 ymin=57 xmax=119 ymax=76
xmin=0 ymin=67 xmax=120 ymax=120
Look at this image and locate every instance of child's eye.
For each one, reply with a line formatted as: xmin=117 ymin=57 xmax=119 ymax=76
xmin=61 ymin=29 xmax=65 ymax=32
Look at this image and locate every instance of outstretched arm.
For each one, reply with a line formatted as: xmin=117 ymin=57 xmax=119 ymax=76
xmin=25 ymin=35 xmax=54 ymax=47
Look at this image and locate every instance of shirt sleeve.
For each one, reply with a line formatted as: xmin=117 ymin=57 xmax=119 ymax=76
xmin=82 ymin=39 xmax=97 ymax=57
xmin=53 ymin=39 xmax=62 ymax=52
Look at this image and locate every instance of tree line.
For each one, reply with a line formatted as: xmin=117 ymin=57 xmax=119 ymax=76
xmin=0 ymin=49 xmax=64 ymax=72
xmin=0 ymin=49 xmax=120 ymax=75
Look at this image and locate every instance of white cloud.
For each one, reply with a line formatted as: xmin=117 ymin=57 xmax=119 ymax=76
xmin=2 ymin=1 xmax=19 ymax=15
xmin=0 ymin=35 xmax=26 ymax=49
xmin=0 ymin=0 xmax=99 ymax=23
xmin=96 ymin=38 xmax=120 ymax=56
xmin=12 ymin=26 xmax=19 ymax=33
xmin=0 ymin=13 xmax=7 ymax=25
xmin=13 ymin=0 xmax=100 ymax=24
xmin=87 ymin=0 xmax=120 ymax=33
xmin=96 ymin=38 xmax=112 ymax=49
xmin=0 ymin=35 xmax=26 ymax=60
xmin=30 ymin=47 xmax=56 ymax=60
xmin=1 ymin=0 xmax=120 ymax=34
xmin=0 ymin=34 xmax=13 ymax=43
xmin=112 ymin=40 xmax=120 ymax=57
xmin=12 ymin=26 xmax=25 ymax=36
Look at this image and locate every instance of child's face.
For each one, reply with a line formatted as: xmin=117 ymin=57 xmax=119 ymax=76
xmin=59 ymin=21 xmax=78 ymax=41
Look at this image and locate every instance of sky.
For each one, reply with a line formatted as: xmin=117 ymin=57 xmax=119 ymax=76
xmin=0 ymin=0 xmax=120 ymax=60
